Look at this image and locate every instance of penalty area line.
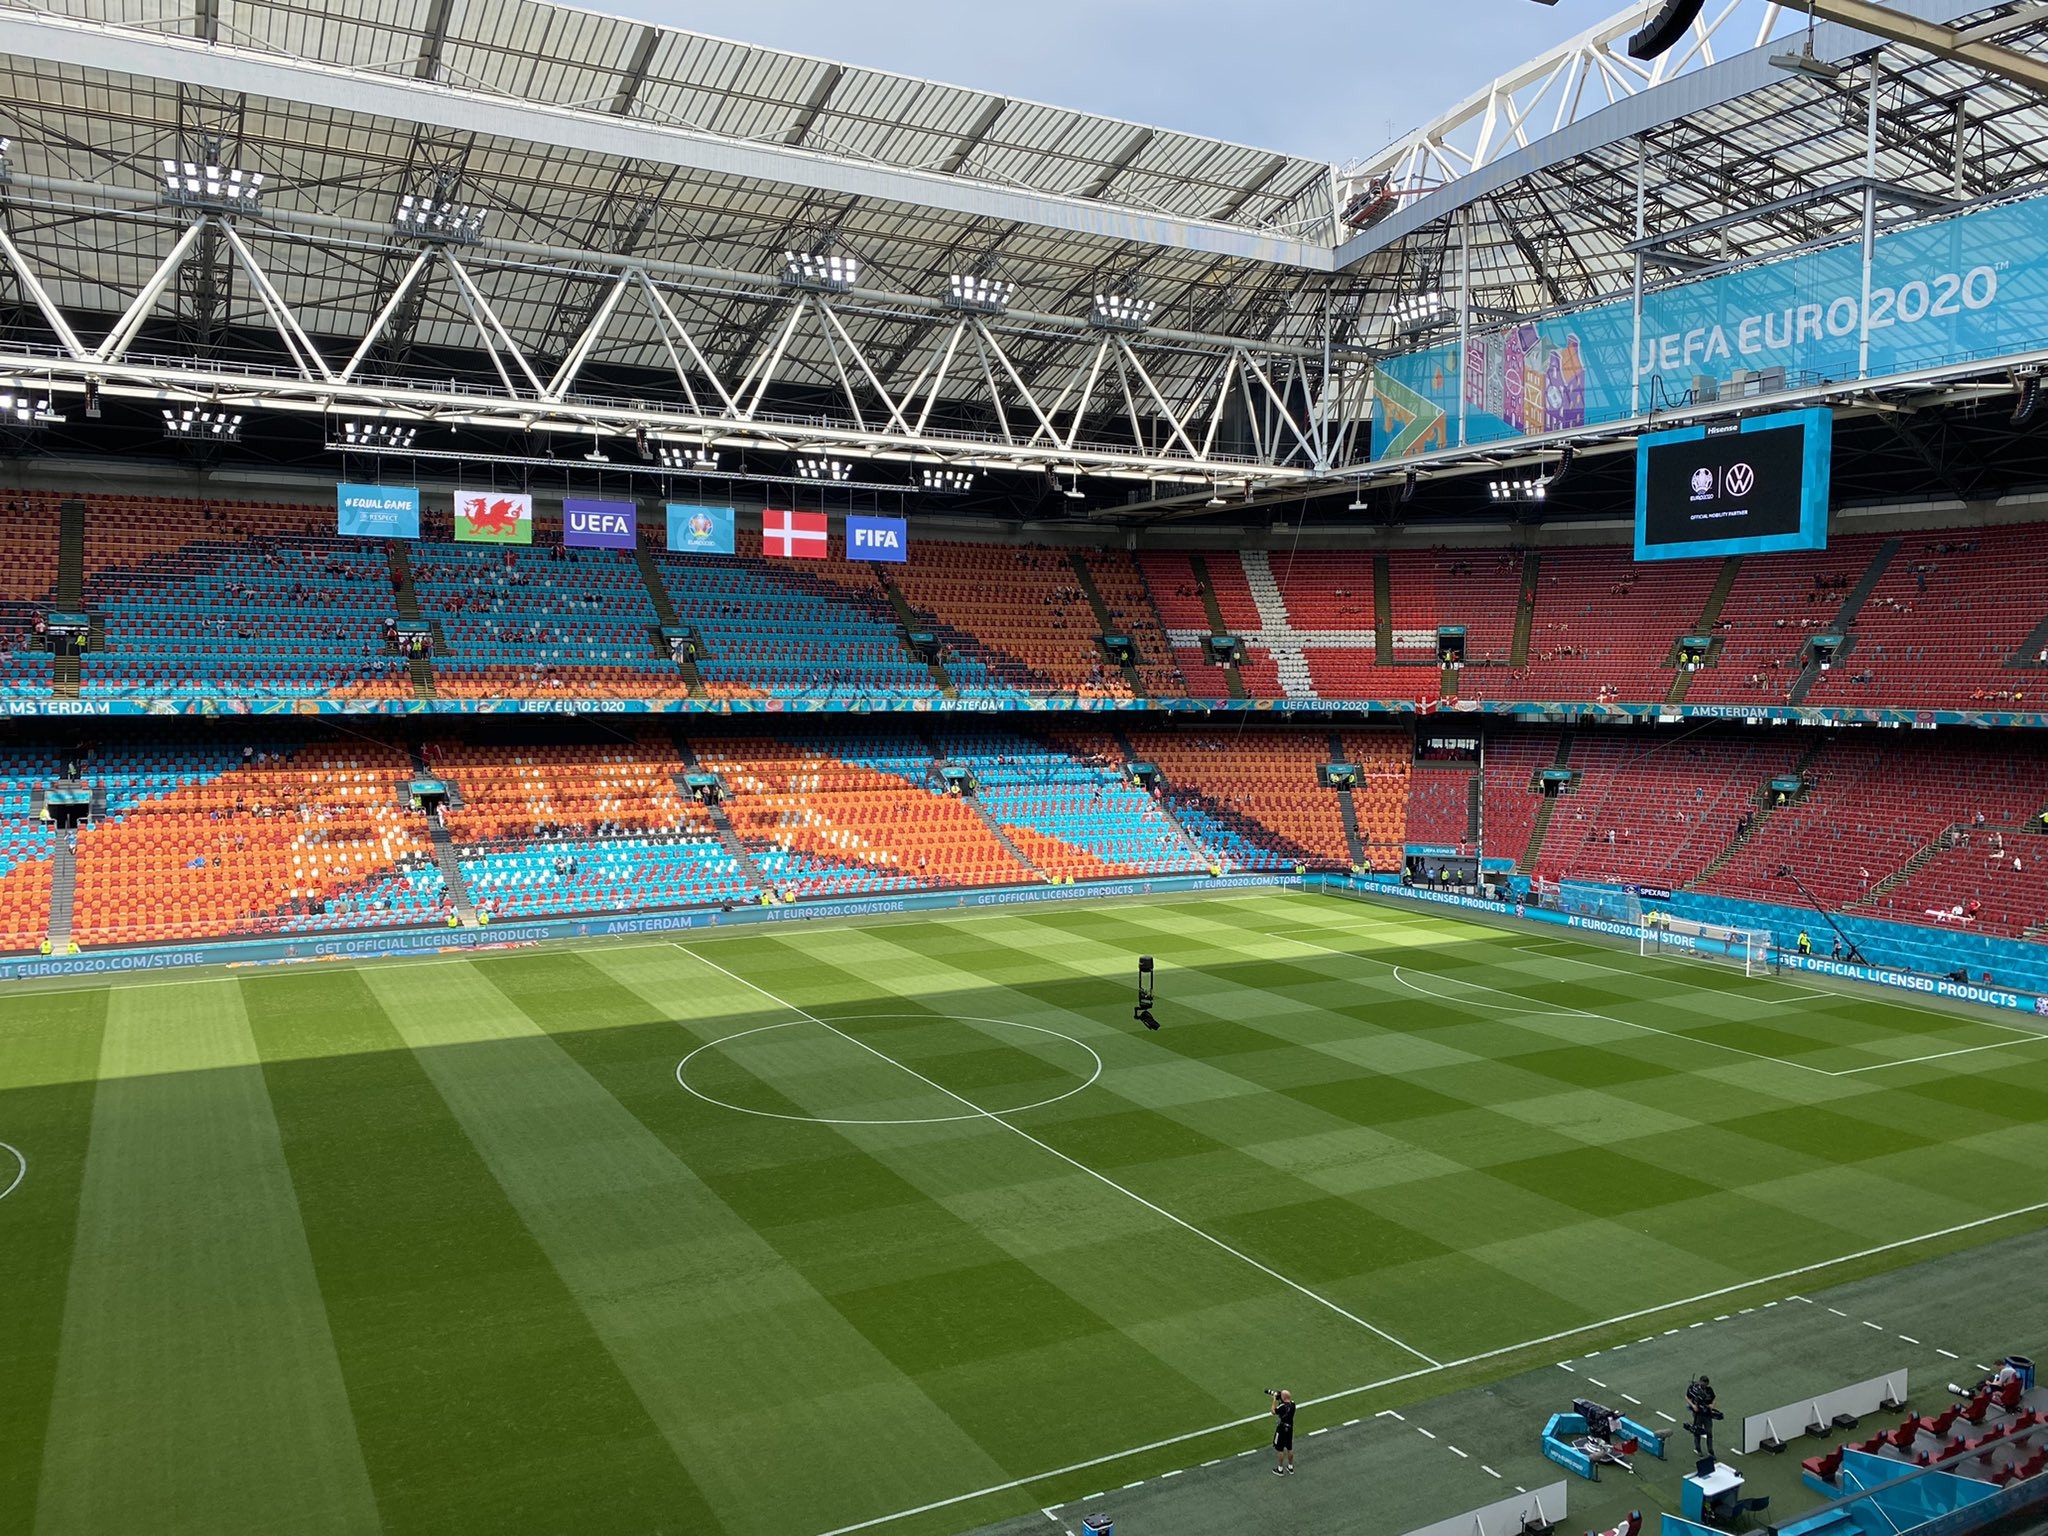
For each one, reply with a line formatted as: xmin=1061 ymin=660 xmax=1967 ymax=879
xmin=804 ymin=1192 xmax=2048 ymax=1536
xmin=669 ymin=941 xmax=1442 ymax=1375
xmin=0 ymin=1141 xmax=22 ymax=1202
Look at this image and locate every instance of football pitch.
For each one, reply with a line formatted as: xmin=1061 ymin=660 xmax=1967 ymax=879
xmin=4 ymin=889 xmax=2048 ymax=1536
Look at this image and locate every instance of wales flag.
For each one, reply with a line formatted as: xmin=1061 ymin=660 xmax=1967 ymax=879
xmin=454 ymin=490 xmax=533 ymax=544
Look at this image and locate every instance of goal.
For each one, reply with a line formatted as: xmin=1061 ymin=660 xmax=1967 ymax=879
xmin=1640 ymin=912 xmax=1780 ymax=976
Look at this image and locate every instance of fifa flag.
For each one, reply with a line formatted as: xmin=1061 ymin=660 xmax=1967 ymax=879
xmin=667 ymin=503 xmax=734 ymax=556
xmin=336 ymin=483 xmax=419 ymax=539
xmin=846 ymin=514 xmax=907 ymax=563
xmin=454 ymin=490 xmax=533 ymax=544
xmin=762 ymin=508 xmax=828 ymax=559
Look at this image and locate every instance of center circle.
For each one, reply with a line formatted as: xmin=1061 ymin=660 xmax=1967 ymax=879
xmin=675 ymin=1013 xmax=1102 ymax=1125
xmin=0 ymin=1142 xmax=24 ymax=1203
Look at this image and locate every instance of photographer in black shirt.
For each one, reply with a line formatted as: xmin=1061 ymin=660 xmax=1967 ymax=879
xmin=1267 ymin=1388 xmax=1297 ymax=1475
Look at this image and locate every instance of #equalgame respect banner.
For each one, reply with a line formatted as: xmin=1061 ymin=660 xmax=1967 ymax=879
xmin=453 ymin=490 xmax=533 ymax=544
xmin=845 ymin=514 xmax=907 ymax=562
xmin=563 ymin=498 xmax=637 ymax=550
xmin=336 ymin=483 xmax=420 ymax=539
xmin=762 ymin=508 xmax=828 ymax=559
xmin=667 ymin=503 xmax=735 ymax=555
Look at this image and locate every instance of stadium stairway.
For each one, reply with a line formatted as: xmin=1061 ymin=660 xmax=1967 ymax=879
xmin=385 ymin=541 xmax=435 ymax=699
xmin=1666 ymin=555 xmax=1743 ymax=705
xmin=1687 ymin=738 xmax=1830 ymax=889
xmin=1373 ymin=554 xmax=1394 ymax=664
xmin=1185 ymin=554 xmax=1246 ymax=698
xmin=46 ymin=834 xmax=74 ymax=949
xmin=50 ymin=499 xmax=86 ymax=699
xmin=1068 ymin=550 xmax=1146 ymax=696
xmin=632 ymin=547 xmax=705 ymax=697
xmin=1786 ymin=537 xmax=1902 ymax=705
xmin=1329 ymin=730 xmax=1368 ymax=868
xmin=1097 ymin=725 xmax=1214 ymax=866
xmin=669 ymin=731 xmax=768 ymax=890
xmin=876 ymin=574 xmax=956 ymax=695
xmin=1510 ymin=552 xmax=1538 ymax=667
xmin=1517 ymin=730 xmax=1575 ymax=874
xmin=426 ymin=820 xmax=476 ymax=926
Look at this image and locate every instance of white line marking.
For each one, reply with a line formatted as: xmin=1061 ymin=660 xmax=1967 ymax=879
xmin=1899 ymin=1335 xmax=1920 ymax=1345
xmin=1828 ymin=1308 xmax=1849 ymax=1317
xmin=1161 ymin=1469 xmax=1182 ymax=1478
xmin=1122 ymin=1480 xmax=1143 ymax=1489
xmin=1344 ymin=1419 xmax=1361 ymax=1427
xmin=1621 ymin=1394 xmax=1641 ymax=1406
xmin=1448 ymin=1445 xmax=1469 ymax=1459
xmin=793 ymin=985 xmax=2048 ymax=1536
xmin=1041 ymin=1510 xmax=1059 ymax=1523
xmin=1482 ymin=1465 xmax=1502 ymax=1479
xmin=1416 ymin=1427 xmax=1437 ymax=1440
xmin=0 ymin=1142 xmax=23 ymax=1203
xmin=1377 ymin=1410 xmax=1406 ymax=1421
xmin=675 ymin=1014 xmax=1102 ymax=1126
xmin=1309 ymin=1428 xmax=1328 ymax=1437
xmin=1556 ymin=1363 xmax=1576 ymax=1372
xmin=1201 ymin=1459 xmax=1220 ymax=1468
xmin=673 ymin=943 xmax=1444 ymax=1366
xmin=1978 ymin=1364 xmax=1994 ymax=1373
xmin=1588 ymin=1378 xmax=1608 ymax=1388
xmin=1938 ymin=1349 xmax=1959 ymax=1360
xmin=1288 ymin=932 xmax=2039 ymax=1078
xmin=1862 ymin=1321 xmax=1885 ymax=1331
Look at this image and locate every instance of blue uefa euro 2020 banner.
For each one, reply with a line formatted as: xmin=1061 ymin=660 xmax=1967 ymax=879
xmin=336 ymin=483 xmax=420 ymax=539
xmin=667 ymin=503 xmax=734 ymax=555
xmin=846 ymin=514 xmax=908 ymax=563
xmin=563 ymin=498 xmax=637 ymax=550
xmin=1373 ymin=189 xmax=2048 ymax=461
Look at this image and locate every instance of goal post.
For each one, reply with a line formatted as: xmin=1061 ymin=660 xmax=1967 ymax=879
xmin=1640 ymin=911 xmax=1780 ymax=976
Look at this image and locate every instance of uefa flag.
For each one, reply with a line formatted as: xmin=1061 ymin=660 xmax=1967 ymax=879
xmin=668 ymin=503 xmax=735 ymax=555
xmin=453 ymin=491 xmax=533 ymax=544
xmin=762 ymin=508 xmax=828 ymax=559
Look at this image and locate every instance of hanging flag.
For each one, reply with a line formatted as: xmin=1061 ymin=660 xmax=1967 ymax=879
xmin=845 ymin=514 xmax=907 ymax=563
xmin=762 ymin=508 xmax=828 ymax=559
xmin=454 ymin=491 xmax=533 ymax=544
xmin=336 ymin=483 xmax=419 ymax=539
xmin=563 ymin=498 xmax=637 ymax=549
xmin=667 ymin=503 xmax=735 ymax=555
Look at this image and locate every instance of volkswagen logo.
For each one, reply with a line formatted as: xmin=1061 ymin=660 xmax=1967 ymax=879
xmin=1726 ymin=462 xmax=1756 ymax=497
xmin=1689 ymin=468 xmax=1714 ymax=496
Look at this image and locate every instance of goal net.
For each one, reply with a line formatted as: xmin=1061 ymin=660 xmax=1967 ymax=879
xmin=1640 ymin=912 xmax=1779 ymax=976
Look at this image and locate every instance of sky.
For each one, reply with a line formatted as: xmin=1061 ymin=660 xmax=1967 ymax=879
xmin=629 ymin=0 xmax=1609 ymax=164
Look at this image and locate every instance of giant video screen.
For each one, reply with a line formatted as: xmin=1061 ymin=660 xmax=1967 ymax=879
xmin=1634 ymin=407 xmax=1832 ymax=561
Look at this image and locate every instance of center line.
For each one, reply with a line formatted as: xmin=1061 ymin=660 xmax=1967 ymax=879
xmin=675 ymin=942 xmax=1443 ymax=1368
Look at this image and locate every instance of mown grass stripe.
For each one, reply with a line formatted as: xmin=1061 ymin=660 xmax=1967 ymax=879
xmin=36 ymin=981 xmax=379 ymax=1536
xmin=240 ymin=968 xmax=712 ymax=1536
xmin=0 ymin=987 xmax=106 ymax=1535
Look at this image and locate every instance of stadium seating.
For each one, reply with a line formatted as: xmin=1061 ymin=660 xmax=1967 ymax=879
xmin=656 ymin=532 xmax=946 ymax=698
xmin=81 ymin=498 xmax=411 ymax=700
xmin=0 ymin=746 xmax=60 ymax=950
xmin=411 ymin=537 xmax=682 ymax=699
xmin=1683 ymin=535 xmax=1893 ymax=705
xmin=1123 ymin=727 xmax=1355 ymax=869
xmin=1476 ymin=727 xmax=1562 ymax=869
xmin=70 ymin=740 xmax=436 ymax=945
xmin=888 ymin=542 xmax=1136 ymax=697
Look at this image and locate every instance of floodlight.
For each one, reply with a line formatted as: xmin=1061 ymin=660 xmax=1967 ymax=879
xmin=342 ymin=419 xmax=418 ymax=450
xmin=921 ymin=467 xmax=975 ymax=493
xmin=945 ymin=273 xmax=1015 ymax=314
xmin=1390 ymin=290 xmax=1447 ymax=331
xmin=1090 ymin=292 xmax=1155 ymax=331
xmin=1062 ymin=473 xmax=1086 ymax=500
xmin=162 ymin=406 xmax=243 ymax=441
xmin=160 ymin=159 xmax=264 ymax=208
xmin=658 ymin=444 xmax=720 ymax=470
xmin=797 ymin=456 xmax=851 ymax=482
xmin=782 ymin=250 xmax=859 ymax=292
xmin=395 ymin=193 xmax=486 ymax=243
xmin=1488 ymin=476 xmax=1547 ymax=503
xmin=0 ymin=391 xmax=58 ymax=425
xmin=1769 ymin=48 xmax=1844 ymax=81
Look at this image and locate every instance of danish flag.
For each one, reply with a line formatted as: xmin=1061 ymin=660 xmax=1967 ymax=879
xmin=763 ymin=508 xmax=828 ymax=559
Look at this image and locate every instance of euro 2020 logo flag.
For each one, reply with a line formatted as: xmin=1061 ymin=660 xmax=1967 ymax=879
xmin=454 ymin=491 xmax=533 ymax=544
xmin=1689 ymin=467 xmax=1715 ymax=500
xmin=667 ymin=503 xmax=734 ymax=556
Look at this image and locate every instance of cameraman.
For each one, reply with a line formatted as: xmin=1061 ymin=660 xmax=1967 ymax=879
xmin=1268 ymin=1389 xmax=1296 ymax=1475
xmin=1686 ymin=1375 xmax=1719 ymax=1458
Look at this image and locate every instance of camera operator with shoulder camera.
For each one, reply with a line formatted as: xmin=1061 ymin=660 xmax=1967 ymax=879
xmin=1686 ymin=1374 xmax=1722 ymax=1458
xmin=1266 ymin=1388 xmax=1297 ymax=1475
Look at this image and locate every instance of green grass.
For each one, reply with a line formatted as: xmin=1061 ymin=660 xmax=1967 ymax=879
xmin=4 ymin=889 xmax=2048 ymax=1536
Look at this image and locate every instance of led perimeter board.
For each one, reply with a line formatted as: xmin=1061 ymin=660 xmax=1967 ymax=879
xmin=1634 ymin=407 xmax=1832 ymax=561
